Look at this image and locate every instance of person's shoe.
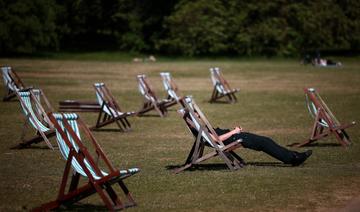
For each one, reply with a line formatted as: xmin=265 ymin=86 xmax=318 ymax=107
xmin=292 ymin=150 xmax=312 ymax=166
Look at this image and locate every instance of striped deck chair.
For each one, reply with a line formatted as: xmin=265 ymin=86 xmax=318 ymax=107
xmin=136 ymin=74 xmax=174 ymax=117
xmin=160 ymin=72 xmax=184 ymax=105
xmin=289 ymin=88 xmax=356 ymax=147
xmin=174 ymin=97 xmax=244 ymax=173
xmin=35 ymin=113 xmax=140 ymax=211
xmin=92 ymin=83 xmax=135 ymax=131
xmin=1 ymin=66 xmax=26 ymax=101
xmin=209 ymin=67 xmax=239 ymax=103
xmin=14 ymin=88 xmax=56 ymax=149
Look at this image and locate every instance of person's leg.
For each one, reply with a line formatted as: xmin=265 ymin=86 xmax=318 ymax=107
xmin=237 ymin=132 xmax=294 ymax=163
xmin=234 ymin=132 xmax=311 ymax=165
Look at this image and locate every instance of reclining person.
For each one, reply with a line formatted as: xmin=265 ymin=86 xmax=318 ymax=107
xmin=186 ymin=113 xmax=312 ymax=166
xmin=313 ymin=58 xmax=342 ymax=67
xmin=212 ymin=126 xmax=312 ymax=166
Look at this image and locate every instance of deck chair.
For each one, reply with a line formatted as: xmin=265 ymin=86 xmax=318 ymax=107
xmin=209 ymin=67 xmax=239 ymax=103
xmin=136 ymin=74 xmax=175 ymax=117
xmin=35 ymin=113 xmax=140 ymax=211
xmin=92 ymin=83 xmax=135 ymax=131
xmin=160 ymin=72 xmax=184 ymax=105
xmin=174 ymin=97 xmax=244 ymax=174
xmin=14 ymin=88 xmax=56 ymax=149
xmin=289 ymin=88 xmax=356 ymax=147
xmin=1 ymin=66 xmax=26 ymax=101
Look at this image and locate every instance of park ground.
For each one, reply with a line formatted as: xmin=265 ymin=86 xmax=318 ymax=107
xmin=0 ymin=57 xmax=359 ymax=211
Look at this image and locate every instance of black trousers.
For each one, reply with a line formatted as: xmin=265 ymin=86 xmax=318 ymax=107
xmin=226 ymin=132 xmax=295 ymax=164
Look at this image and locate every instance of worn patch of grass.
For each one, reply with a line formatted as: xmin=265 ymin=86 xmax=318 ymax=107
xmin=0 ymin=58 xmax=359 ymax=211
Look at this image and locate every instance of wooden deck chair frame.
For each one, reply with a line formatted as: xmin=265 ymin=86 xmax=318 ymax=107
xmin=14 ymin=88 xmax=56 ymax=149
xmin=209 ymin=67 xmax=239 ymax=103
xmin=136 ymin=74 xmax=174 ymax=117
xmin=92 ymin=83 xmax=135 ymax=131
xmin=35 ymin=113 xmax=140 ymax=211
xmin=290 ymin=88 xmax=355 ymax=147
xmin=160 ymin=72 xmax=184 ymax=106
xmin=174 ymin=97 xmax=244 ymax=174
xmin=1 ymin=66 xmax=26 ymax=101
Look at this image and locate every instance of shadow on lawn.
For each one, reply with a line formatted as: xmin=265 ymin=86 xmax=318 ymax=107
xmin=46 ymin=203 xmax=108 ymax=211
xmin=166 ymin=162 xmax=290 ymax=172
xmin=10 ymin=145 xmax=58 ymax=150
xmin=92 ymin=128 xmax=127 ymax=132
xmin=288 ymin=142 xmax=342 ymax=147
xmin=137 ymin=114 xmax=163 ymax=117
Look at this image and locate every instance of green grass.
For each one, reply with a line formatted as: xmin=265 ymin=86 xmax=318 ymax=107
xmin=0 ymin=58 xmax=359 ymax=211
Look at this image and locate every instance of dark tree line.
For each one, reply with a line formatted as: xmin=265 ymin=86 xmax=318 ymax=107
xmin=1 ymin=0 xmax=359 ymax=56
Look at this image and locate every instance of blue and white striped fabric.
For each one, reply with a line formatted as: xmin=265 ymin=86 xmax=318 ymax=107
xmin=18 ymin=90 xmax=50 ymax=132
xmin=137 ymin=75 xmax=156 ymax=102
xmin=94 ymin=83 xmax=124 ymax=117
xmin=210 ymin=67 xmax=228 ymax=94
xmin=160 ymin=72 xmax=180 ymax=101
xmin=305 ymin=88 xmax=329 ymax=127
xmin=184 ymin=97 xmax=222 ymax=148
xmin=1 ymin=66 xmax=18 ymax=91
xmin=53 ymin=113 xmax=140 ymax=180
xmin=160 ymin=72 xmax=172 ymax=91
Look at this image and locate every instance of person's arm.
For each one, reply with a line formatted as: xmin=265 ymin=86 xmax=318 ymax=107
xmin=210 ymin=126 xmax=242 ymax=142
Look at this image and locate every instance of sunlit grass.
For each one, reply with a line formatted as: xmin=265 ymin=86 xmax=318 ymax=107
xmin=0 ymin=57 xmax=359 ymax=211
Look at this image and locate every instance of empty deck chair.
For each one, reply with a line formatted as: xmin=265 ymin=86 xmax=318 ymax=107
xmin=92 ymin=83 xmax=135 ymax=131
xmin=174 ymin=97 xmax=244 ymax=173
xmin=14 ymin=88 xmax=56 ymax=149
xmin=290 ymin=88 xmax=356 ymax=147
xmin=209 ymin=67 xmax=239 ymax=103
xmin=35 ymin=113 xmax=140 ymax=211
xmin=1 ymin=66 xmax=26 ymax=101
xmin=136 ymin=74 xmax=175 ymax=117
xmin=160 ymin=72 xmax=183 ymax=105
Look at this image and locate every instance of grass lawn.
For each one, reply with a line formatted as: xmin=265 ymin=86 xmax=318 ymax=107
xmin=0 ymin=57 xmax=359 ymax=211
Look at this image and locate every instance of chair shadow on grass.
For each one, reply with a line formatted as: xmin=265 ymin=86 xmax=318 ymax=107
xmin=91 ymin=128 xmax=127 ymax=133
xmin=288 ymin=142 xmax=341 ymax=148
xmin=202 ymin=100 xmax=230 ymax=104
xmin=137 ymin=114 xmax=165 ymax=118
xmin=11 ymin=145 xmax=59 ymax=150
xmin=166 ymin=163 xmax=232 ymax=172
xmin=166 ymin=161 xmax=290 ymax=172
xmin=245 ymin=161 xmax=290 ymax=167
xmin=48 ymin=203 xmax=108 ymax=211
xmin=305 ymin=142 xmax=341 ymax=147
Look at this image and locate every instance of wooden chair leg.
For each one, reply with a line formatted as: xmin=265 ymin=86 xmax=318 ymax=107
xmin=92 ymin=183 xmax=117 ymax=211
xmin=118 ymin=180 xmax=137 ymax=207
xmin=333 ymin=129 xmax=351 ymax=146
xmin=104 ymin=183 xmax=125 ymax=208
xmin=68 ymin=172 xmax=80 ymax=192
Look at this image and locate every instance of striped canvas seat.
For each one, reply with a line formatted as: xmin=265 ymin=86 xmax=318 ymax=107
xmin=288 ymin=88 xmax=355 ymax=147
xmin=1 ymin=66 xmax=26 ymax=101
xmin=36 ymin=113 xmax=140 ymax=211
xmin=92 ymin=82 xmax=134 ymax=131
xmin=174 ymin=96 xmax=244 ymax=173
xmin=53 ymin=113 xmax=140 ymax=179
xmin=136 ymin=74 xmax=175 ymax=117
xmin=305 ymin=88 xmax=330 ymax=128
xmin=160 ymin=72 xmax=183 ymax=104
xmin=2 ymin=66 xmax=19 ymax=92
xmin=210 ymin=68 xmax=228 ymax=94
xmin=13 ymin=88 xmax=55 ymax=149
xmin=18 ymin=90 xmax=51 ymax=132
xmin=209 ymin=67 xmax=239 ymax=103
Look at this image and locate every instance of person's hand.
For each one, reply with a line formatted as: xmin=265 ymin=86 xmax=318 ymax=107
xmin=234 ymin=126 xmax=243 ymax=134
